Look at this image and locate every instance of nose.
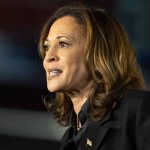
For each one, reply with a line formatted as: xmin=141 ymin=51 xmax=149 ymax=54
xmin=46 ymin=55 xmax=58 ymax=62
xmin=44 ymin=49 xmax=59 ymax=63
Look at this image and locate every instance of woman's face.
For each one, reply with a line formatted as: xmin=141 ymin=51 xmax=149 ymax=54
xmin=43 ymin=16 xmax=92 ymax=93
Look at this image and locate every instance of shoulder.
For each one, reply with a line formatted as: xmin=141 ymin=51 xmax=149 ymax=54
xmin=112 ymin=89 xmax=150 ymax=117
xmin=115 ymin=89 xmax=150 ymax=119
xmin=122 ymin=89 xmax=150 ymax=149
xmin=120 ymin=89 xmax=150 ymax=106
xmin=122 ymin=89 xmax=150 ymax=100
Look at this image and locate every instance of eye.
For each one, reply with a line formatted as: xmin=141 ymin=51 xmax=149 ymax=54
xmin=59 ymin=41 xmax=69 ymax=48
xmin=43 ymin=45 xmax=50 ymax=52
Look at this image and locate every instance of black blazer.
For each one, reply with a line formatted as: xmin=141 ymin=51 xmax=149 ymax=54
xmin=60 ymin=89 xmax=150 ymax=150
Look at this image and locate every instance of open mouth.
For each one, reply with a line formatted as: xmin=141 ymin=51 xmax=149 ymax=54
xmin=47 ymin=68 xmax=62 ymax=79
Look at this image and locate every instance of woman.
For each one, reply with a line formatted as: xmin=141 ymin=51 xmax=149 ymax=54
xmin=38 ymin=4 xmax=150 ymax=150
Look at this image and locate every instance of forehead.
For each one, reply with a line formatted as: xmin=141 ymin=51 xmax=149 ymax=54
xmin=48 ymin=16 xmax=84 ymax=39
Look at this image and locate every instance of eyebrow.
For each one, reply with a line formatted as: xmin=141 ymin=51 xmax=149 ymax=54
xmin=57 ymin=35 xmax=70 ymax=40
xmin=45 ymin=35 xmax=74 ymax=43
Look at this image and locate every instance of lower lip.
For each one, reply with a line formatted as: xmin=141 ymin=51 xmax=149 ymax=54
xmin=47 ymin=73 xmax=61 ymax=80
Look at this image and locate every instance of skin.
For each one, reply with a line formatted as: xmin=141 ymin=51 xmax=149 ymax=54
xmin=43 ymin=16 xmax=93 ymax=114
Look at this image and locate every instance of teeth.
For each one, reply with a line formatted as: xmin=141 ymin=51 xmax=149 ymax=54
xmin=49 ymin=70 xmax=61 ymax=77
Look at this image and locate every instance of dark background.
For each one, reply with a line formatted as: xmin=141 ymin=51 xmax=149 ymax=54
xmin=0 ymin=0 xmax=116 ymax=111
xmin=0 ymin=0 xmax=150 ymax=149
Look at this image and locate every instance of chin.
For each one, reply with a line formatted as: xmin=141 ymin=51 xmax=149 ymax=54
xmin=47 ymin=87 xmax=57 ymax=92
xmin=47 ymin=84 xmax=62 ymax=93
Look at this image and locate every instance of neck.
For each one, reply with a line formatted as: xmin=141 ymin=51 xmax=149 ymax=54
xmin=72 ymin=96 xmax=88 ymax=115
xmin=66 ymin=81 xmax=93 ymax=115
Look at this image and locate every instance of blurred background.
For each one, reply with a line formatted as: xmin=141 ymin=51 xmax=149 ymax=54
xmin=0 ymin=0 xmax=150 ymax=149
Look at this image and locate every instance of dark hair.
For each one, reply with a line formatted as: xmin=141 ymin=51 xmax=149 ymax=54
xmin=39 ymin=4 xmax=146 ymax=126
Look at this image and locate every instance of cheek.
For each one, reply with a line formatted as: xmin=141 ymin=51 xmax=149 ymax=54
xmin=67 ymin=60 xmax=87 ymax=79
xmin=64 ymin=52 xmax=83 ymax=65
xmin=43 ymin=59 xmax=47 ymax=71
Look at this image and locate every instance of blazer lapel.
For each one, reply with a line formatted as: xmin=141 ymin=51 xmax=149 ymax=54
xmin=60 ymin=126 xmax=74 ymax=144
xmin=80 ymin=111 xmax=117 ymax=150
xmin=83 ymin=122 xmax=109 ymax=150
xmin=61 ymin=107 xmax=121 ymax=150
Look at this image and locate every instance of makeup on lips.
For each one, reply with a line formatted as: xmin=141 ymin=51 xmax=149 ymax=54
xmin=47 ymin=68 xmax=62 ymax=79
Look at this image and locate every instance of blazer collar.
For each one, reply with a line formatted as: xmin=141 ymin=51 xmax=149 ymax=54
xmin=61 ymin=108 xmax=120 ymax=150
xmin=80 ymin=110 xmax=120 ymax=150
